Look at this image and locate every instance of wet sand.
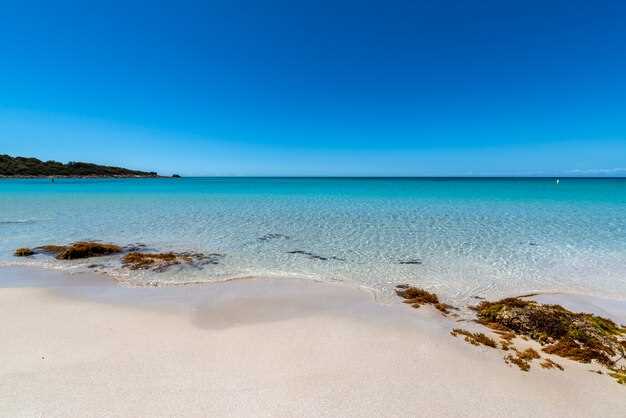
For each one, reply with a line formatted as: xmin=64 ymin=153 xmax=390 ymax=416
xmin=1 ymin=267 xmax=625 ymax=417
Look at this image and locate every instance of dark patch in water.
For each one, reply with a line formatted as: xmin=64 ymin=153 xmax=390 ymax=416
xmin=398 ymin=259 xmax=422 ymax=265
xmin=0 ymin=220 xmax=38 ymax=225
xmin=123 ymin=243 xmax=149 ymax=252
xmin=258 ymin=233 xmax=290 ymax=242
xmin=287 ymin=250 xmax=345 ymax=262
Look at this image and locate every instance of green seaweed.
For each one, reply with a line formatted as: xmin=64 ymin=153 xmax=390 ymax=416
xmin=474 ymin=297 xmax=626 ymax=369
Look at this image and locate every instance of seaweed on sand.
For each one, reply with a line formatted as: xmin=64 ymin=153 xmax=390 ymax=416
xmin=504 ymin=348 xmax=541 ymax=372
xmin=395 ymin=285 xmax=457 ymax=316
xmin=474 ymin=297 xmax=626 ymax=368
xmin=540 ymin=358 xmax=564 ymax=371
xmin=395 ymin=285 xmax=439 ymax=306
xmin=450 ymin=328 xmax=497 ymax=348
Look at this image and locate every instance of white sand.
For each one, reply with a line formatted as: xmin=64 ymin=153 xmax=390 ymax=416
xmin=1 ymin=267 xmax=625 ymax=417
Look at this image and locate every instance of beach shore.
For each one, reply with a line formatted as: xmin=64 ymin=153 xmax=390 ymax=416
xmin=1 ymin=267 xmax=625 ymax=417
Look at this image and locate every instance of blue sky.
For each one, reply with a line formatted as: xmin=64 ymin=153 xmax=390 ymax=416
xmin=1 ymin=0 xmax=625 ymax=176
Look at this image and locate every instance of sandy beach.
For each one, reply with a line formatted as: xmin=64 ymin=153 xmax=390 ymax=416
xmin=1 ymin=267 xmax=625 ymax=417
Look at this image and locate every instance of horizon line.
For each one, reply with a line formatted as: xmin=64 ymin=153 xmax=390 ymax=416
xmin=152 ymin=175 xmax=626 ymax=179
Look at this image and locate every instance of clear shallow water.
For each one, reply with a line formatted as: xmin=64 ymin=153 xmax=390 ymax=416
xmin=1 ymin=177 xmax=625 ymax=303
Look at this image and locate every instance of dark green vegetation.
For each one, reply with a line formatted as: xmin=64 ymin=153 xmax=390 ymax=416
xmin=0 ymin=154 xmax=157 ymax=177
xmin=474 ymin=298 xmax=626 ymax=366
xmin=474 ymin=297 xmax=626 ymax=381
xmin=398 ymin=286 xmax=625 ymax=382
xmin=395 ymin=285 xmax=456 ymax=315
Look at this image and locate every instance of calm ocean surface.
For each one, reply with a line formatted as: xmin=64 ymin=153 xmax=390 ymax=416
xmin=1 ymin=178 xmax=625 ymax=303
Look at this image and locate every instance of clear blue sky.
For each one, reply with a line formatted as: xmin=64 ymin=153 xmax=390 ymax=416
xmin=1 ymin=0 xmax=625 ymax=176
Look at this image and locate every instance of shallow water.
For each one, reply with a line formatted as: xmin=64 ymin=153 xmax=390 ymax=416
xmin=1 ymin=177 xmax=625 ymax=303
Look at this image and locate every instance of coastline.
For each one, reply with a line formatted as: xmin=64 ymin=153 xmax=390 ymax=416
xmin=0 ymin=175 xmax=162 ymax=179
xmin=1 ymin=266 xmax=624 ymax=417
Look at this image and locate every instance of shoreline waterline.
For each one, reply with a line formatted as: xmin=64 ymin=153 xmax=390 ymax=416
xmin=3 ymin=264 xmax=626 ymax=320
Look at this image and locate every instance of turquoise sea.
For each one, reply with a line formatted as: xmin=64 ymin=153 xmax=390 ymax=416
xmin=1 ymin=178 xmax=625 ymax=303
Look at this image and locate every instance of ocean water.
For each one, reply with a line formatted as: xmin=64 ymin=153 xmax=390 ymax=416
xmin=1 ymin=177 xmax=625 ymax=303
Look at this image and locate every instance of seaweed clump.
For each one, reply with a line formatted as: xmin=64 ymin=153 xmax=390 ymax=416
xmin=395 ymin=285 xmax=457 ymax=316
xmin=55 ymin=242 xmax=122 ymax=260
xmin=24 ymin=242 xmax=122 ymax=259
xmin=540 ymin=358 xmax=564 ymax=371
xmin=474 ymin=297 xmax=626 ymax=368
xmin=35 ymin=245 xmax=68 ymax=256
xmin=122 ymin=252 xmax=179 ymax=270
xmin=395 ymin=285 xmax=439 ymax=306
xmin=122 ymin=251 xmax=222 ymax=272
xmin=504 ymin=348 xmax=541 ymax=372
xmin=14 ymin=247 xmax=34 ymax=257
xmin=450 ymin=328 xmax=497 ymax=348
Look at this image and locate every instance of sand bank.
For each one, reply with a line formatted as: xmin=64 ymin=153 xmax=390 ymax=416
xmin=1 ymin=267 xmax=625 ymax=417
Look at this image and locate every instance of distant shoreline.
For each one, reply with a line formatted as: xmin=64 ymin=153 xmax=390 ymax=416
xmin=0 ymin=154 xmax=160 ymax=178
xmin=0 ymin=175 xmax=163 ymax=179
